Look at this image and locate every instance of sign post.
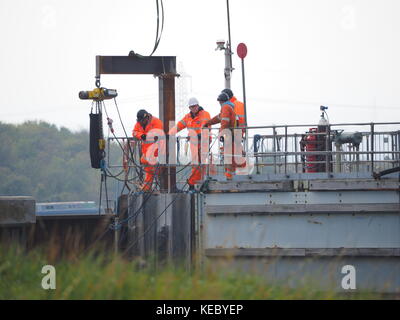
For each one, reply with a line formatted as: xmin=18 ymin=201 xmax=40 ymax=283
xmin=237 ymin=43 xmax=248 ymax=152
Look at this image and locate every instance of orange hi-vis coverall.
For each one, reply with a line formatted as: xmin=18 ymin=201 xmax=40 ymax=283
xmin=230 ymin=96 xmax=247 ymax=169
xmin=169 ymin=107 xmax=211 ymax=186
xmin=230 ymin=96 xmax=246 ymax=130
xmin=132 ymin=116 xmax=164 ymax=191
xmin=208 ymin=101 xmax=245 ymax=179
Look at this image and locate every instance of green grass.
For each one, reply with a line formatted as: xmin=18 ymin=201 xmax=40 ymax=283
xmin=0 ymin=246 xmax=382 ymax=300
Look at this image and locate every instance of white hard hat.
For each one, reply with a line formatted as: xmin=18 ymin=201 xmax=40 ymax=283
xmin=188 ymin=97 xmax=199 ymax=107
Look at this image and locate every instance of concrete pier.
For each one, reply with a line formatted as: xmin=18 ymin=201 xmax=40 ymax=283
xmin=0 ymin=196 xmax=35 ymax=226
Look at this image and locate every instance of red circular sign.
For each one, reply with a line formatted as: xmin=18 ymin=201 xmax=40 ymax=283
xmin=237 ymin=43 xmax=247 ymax=59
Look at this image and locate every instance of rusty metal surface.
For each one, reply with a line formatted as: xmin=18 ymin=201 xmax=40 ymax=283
xmin=158 ymin=74 xmax=177 ymax=191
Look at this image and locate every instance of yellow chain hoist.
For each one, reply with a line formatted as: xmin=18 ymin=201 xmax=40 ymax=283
xmin=79 ymin=86 xmax=117 ymax=169
xmin=79 ymin=87 xmax=118 ymax=101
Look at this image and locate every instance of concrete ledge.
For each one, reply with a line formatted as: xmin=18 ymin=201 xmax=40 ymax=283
xmin=0 ymin=196 xmax=35 ymax=226
xmin=309 ymin=179 xmax=399 ymax=191
xmin=207 ymin=180 xmax=294 ymax=193
xmin=205 ymin=248 xmax=400 ymax=257
xmin=206 ymin=203 xmax=400 ymax=215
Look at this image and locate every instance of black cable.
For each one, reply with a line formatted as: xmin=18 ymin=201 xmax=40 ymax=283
xmin=122 ymin=176 xmax=191 ymax=256
xmin=105 ymin=168 xmax=126 ymax=179
xmin=113 ymin=98 xmax=129 ymax=141
xmin=116 ymin=144 xmax=208 ymax=251
xmin=113 ymin=163 xmax=163 ymax=251
xmin=115 ymin=160 xmax=193 ymax=230
xmin=113 ymin=97 xmax=143 ymax=173
xmin=102 ymin=101 xmax=144 ymax=182
xmin=373 ymin=166 xmax=400 ymax=179
xmin=98 ymin=173 xmax=103 ymax=215
xmin=120 ymin=176 xmax=132 ymax=196
xmin=113 ymin=185 xmax=155 ymax=250
xmin=108 ymin=100 xmax=144 ymax=180
xmin=150 ymin=0 xmax=164 ymax=56
xmin=104 ymin=172 xmax=110 ymax=213
xmin=150 ymin=0 xmax=159 ymax=56
xmin=115 ymin=163 xmax=163 ymax=228
xmin=157 ymin=0 xmax=164 ymax=49
xmin=106 ymin=168 xmax=140 ymax=183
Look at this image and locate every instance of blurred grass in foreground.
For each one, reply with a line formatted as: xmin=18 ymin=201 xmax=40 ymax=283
xmin=0 ymin=246 xmax=382 ymax=300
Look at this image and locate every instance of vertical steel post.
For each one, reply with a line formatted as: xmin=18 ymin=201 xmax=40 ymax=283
xmin=224 ymin=47 xmax=232 ymax=89
xmin=273 ymin=127 xmax=277 ymax=174
xmin=284 ymin=126 xmax=288 ymax=175
xmin=241 ymin=58 xmax=248 ymax=153
xmin=397 ymin=130 xmax=400 ymax=161
xmin=371 ymin=123 xmax=375 ymax=172
xmin=325 ymin=125 xmax=331 ymax=174
xmin=159 ymin=74 xmax=176 ymax=192
xmin=294 ymin=134 xmax=298 ymax=173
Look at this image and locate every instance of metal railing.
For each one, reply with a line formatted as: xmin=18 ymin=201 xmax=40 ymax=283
xmin=242 ymin=122 xmax=400 ymax=176
xmin=106 ymin=122 xmax=400 ymax=181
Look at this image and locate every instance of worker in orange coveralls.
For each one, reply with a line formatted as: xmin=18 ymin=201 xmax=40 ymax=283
xmin=132 ymin=109 xmax=164 ymax=191
xmin=221 ymin=88 xmax=247 ymax=169
xmin=204 ymin=92 xmax=246 ymax=180
xmin=221 ymin=88 xmax=246 ymax=134
xmin=169 ymin=97 xmax=211 ymax=191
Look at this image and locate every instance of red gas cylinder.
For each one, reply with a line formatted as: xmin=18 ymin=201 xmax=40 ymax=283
xmin=304 ymin=128 xmax=318 ymax=173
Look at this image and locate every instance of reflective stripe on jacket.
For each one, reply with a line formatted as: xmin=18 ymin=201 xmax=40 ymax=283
xmin=171 ymin=108 xmax=211 ymax=135
xmin=219 ymin=101 xmax=236 ymax=130
xmin=209 ymin=101 xmax=236 ymax=130
xmin=231 ymin=96 xmax=246 ymax=128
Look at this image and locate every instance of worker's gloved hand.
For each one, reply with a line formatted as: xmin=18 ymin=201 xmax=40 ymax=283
xmin=168 ymin=127 xmax=178 ymax=136
xmin=202 ymin=122 xmax=210 ymax=128
xmin=219 ymin=136 xmax=224 ymax=143
xmin=154 ymin=136 xmax=158 ymax=142
xmin=141 ymin=134 xmax=146 ymax=141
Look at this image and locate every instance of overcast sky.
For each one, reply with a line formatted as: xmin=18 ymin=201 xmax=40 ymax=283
xmin=0 ymin=0 xmax=399 ymax=133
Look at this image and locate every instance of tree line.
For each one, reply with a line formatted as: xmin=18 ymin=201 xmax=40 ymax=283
xmin=0 ymin=121 xmax=109 ymax=202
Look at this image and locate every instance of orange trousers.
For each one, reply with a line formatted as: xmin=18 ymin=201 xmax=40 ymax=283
xmin=188 ymin=164 xmax=205 ymax=186
xmin=140 ymin=155 xmax=156 ymax=191
xmin=223 ymin=141 xmax=246 ymax=180
xmin=187 ymin=141 xmax=208 ymax=186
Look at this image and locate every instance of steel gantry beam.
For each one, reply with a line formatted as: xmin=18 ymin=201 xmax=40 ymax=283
xmin=96 ymin=54 xmax=176 ymax=75
xmin=96 ymin=53 xmax=177 ymax=192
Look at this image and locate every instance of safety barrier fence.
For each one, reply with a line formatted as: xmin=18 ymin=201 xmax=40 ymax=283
xmin=107 ymin=122 xmax=400 ymax=181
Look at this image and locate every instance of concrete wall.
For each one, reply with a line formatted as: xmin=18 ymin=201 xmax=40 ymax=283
xmin=0 ymin=196 xmax=35 ymax=226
